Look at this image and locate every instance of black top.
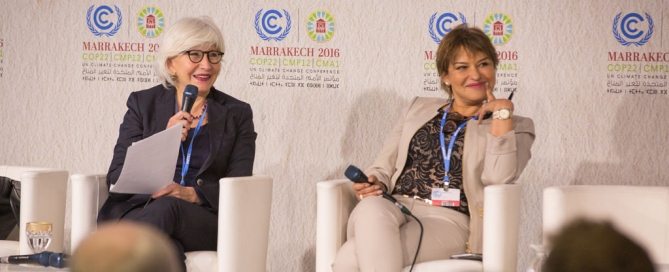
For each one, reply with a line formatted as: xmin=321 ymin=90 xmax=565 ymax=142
xmin=175 ymin=125 xmax=211 ymax=186
xmin=393 ymin=109 xmax=470 ymax=216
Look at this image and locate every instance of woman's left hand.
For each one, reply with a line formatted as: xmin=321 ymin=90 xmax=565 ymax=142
xmin=152 ymin=183 xmax=201 ymax=204
xmin=477 ymin=84 xmax=514 ymax=136
xmin=477 ymin=83 xmax=514 ymax=122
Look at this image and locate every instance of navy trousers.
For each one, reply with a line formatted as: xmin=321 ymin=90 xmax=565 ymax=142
xmin=122 ymin=196 xmax=218 ymax=271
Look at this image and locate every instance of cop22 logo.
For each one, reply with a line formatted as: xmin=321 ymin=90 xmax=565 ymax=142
xmin=428 ymin=12 xmax=467 ymax=44
xmin=612 ymin=12 xmax=654 ymax=47
xmin=254 ymin=9 xmax=291 ymax=41
xmin=86 ymin=5 xmax=122 ymax=37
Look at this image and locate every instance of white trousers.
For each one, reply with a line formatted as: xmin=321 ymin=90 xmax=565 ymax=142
xmin=333 ymin=195 xmax=470 ymax=272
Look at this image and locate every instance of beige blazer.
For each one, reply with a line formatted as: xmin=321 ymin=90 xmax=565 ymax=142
xmin=366 ymin=96 xmax=535 ymax=253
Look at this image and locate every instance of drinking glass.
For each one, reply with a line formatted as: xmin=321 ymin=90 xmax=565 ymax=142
xmin=25 ymin=222 xmax=53 ymax=253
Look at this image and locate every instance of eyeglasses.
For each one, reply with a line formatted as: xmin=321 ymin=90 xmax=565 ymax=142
xmin=182 ymin=50 xmax=224 ymax=64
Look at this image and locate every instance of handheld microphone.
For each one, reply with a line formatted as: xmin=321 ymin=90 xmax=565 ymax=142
xmin=181 ymin=84 xmax=198 ymax=113
xmin=344 ymin=165 xmax=412 ymax=215
xmin=0 ymin=251 xmax=68 ymax=268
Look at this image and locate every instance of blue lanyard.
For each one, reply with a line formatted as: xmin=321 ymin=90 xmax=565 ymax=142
xmin=439 ymin=106 xmax=474 ymax=186
xmin=180 ymin=105 xmax=207 ymax=186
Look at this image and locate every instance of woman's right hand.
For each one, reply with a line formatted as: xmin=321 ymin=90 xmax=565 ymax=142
xmin=167 ymin=111 xmax=193 ymax=141
xmin=352 ymin=175 xmax=385 ymax=200
xmin=152 ymin=183 xmax=201 ymax=204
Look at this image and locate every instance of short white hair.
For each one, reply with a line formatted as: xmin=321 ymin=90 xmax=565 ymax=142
xmin=155 ymin=16 xmax=225 ymax=87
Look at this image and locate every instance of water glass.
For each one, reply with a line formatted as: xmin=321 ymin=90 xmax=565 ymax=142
xmin=25 ymin=222 xmax=53 ymax=253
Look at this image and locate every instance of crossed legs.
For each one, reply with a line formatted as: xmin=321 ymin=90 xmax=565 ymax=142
xmin=333 ymin=195 xmax=469 ymax=272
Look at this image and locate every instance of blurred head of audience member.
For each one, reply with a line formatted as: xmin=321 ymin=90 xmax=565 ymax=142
xmin=71 ymin=222 xmax=181 ymax=272
xmin=543 ymin=219 xmax=655 ymax=272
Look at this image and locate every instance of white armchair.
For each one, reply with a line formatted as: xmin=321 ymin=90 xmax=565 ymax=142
xmin=0 ymin=165 xmax=68 ymax=256
xmin=316 ymin=179 xmax=521 ymax=272
xmin=70 ymin=174 xmax=273 ymax=272
xmin=542 ymin=185 xmax=669 ymax=270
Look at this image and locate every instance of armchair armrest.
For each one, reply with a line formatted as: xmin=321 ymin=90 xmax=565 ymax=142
xmin=482 ymin=184 xmax=521 ymax=272
xmin=542 ymin=185 xmax=669 ymax=267
xmin=217 ymin=175 xmax=273 ymax=272
xmin=70 ymin=174 xmax=107 ymax=253
xmin=20 ymin=169 xmax=69 ymax=254
xmin=316 ymin=179 xmax=357 ymax=272
xmin=0 ymin=166 xmax=69 ymax=254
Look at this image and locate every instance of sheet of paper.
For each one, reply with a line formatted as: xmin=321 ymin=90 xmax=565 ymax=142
xmin=110 ymin=124 xmax=182 ymax=194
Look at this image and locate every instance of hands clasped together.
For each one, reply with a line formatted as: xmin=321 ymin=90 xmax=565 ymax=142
xmin=152 ymin=183 xmax=201 ymax=204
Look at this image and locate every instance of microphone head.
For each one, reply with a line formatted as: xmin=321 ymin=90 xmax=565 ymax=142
xmin=48 ymin=252 xmax=68 ymax=268
xmin=345 ymin=165 xmax=368 ymax=183
xmin=184 ymin=84 xmax=198 ymax=98
xmin=182 ymin=84 xmax=198 ymax=113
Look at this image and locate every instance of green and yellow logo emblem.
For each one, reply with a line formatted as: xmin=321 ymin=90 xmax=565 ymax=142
xmin=483 ymin=13 xmax=513 ymax=45
xmin=137 ymin=6 xmax=165 ymax=38
xmin=306 ymin=11 xmax=335 ymax=42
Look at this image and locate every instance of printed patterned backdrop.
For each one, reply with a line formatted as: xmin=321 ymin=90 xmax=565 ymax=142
xmin=0 ymin=1 xmax=667 ymax=270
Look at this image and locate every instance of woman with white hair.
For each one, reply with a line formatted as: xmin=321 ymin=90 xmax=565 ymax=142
xmin=98 ymin=16 xmax=256 ymax=270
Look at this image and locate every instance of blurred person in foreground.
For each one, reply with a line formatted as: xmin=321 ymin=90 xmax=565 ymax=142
xmin=97 ymin=16 xmax=256 ymax=271
xmin=71 ymin=222 xmax=181 ymax=272
xmin=333 ymin=24 xmax=535 ymax=271
xmin=544 ymin=219 xmax=655 ymax=272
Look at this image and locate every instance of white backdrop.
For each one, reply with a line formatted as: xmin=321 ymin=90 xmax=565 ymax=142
xmin=0 ymin=1 xmax=667 ymax=271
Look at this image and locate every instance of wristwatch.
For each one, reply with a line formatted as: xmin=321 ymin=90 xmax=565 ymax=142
xmin=492 ymin=108 xmax=513 ymax=120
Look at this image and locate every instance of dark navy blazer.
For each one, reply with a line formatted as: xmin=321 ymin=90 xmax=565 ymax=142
xmin=98 ymin=84 xmax=256 ymax=222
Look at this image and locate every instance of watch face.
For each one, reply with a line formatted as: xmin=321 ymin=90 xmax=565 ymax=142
xmin=494 ymin=109 xmax=512 ymax=119
xmin=500 ymin=109 xmax=511 ymax=119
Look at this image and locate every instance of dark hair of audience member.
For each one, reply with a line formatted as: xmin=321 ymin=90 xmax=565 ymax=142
xmin=543 ymin=219 xmax=655 ymax=272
